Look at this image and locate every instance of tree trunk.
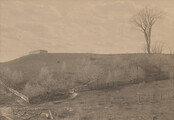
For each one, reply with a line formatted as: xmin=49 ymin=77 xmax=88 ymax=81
xmin=144 ymin=28 xmax=151 ymax=54
xmin=147 ymin=44 xmax=151 ymax=54
xmin=148 ymin=28 xmax=152 ymax=54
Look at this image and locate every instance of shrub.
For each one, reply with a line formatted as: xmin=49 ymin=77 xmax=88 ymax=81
xmin=23 ymin=67 xmax=74 ymax=97
xmin=23 ymin=83 xmax=46 ymax=97
xmin=11 ymin=71 xmax=23 ymax=84
xmin=106 ymin=61 xmax=145 ymax=83
xmin=76 ymin=58 xmax=105 ymax=84
xmin=0 ymin=67 xmax=24 ymax=87
xmin=0 ymin=67 xmax=12 ymax=81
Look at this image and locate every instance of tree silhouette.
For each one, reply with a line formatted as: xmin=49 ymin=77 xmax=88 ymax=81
xmin=131 ymin=7 xmax=163 ymax=54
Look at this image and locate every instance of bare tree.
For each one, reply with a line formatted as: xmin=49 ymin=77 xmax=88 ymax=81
xmin=131 ymin=7 xmax=163 ymax=54
xmin=151 ymin=41 xmax=164 ymax=54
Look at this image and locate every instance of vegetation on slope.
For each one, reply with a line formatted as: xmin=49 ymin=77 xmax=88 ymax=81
xmin=0 ymin=53 xmax=173 ymax=99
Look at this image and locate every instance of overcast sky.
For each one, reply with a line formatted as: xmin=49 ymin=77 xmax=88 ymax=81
xmin=0 ymin=0 xmax=174 ymax=62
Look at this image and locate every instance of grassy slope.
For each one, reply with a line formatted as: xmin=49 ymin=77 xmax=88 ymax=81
xmin=0 ymin=53 xmax=111 ymax=77
xmin=1 ymin=53 xmax=170 ymax=77
xmin=0 ymin=53 xmax=174 ymax=119
xmin=0 ymin=53 xmax=92 ymax=78
xmin=54 ymin=80 xmax=174 ymax=120
xmin=0 ymin=53 xmax=136 ymax=82
xmin=0 ymin=53 xmax=173 ymax=96
xmin=9 ymin=79 xmax=174 ymax=120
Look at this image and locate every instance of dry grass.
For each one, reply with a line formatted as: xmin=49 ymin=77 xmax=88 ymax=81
xmin=45 ymin=79 xmax=174 ymax=120
xmin=1 ymin=54 xmax=174 ymax=100
xmin=9 ymin=79 xmax=174 ymax=120
xmin=1 ymin=53 xmax=174 ymax=119
xmin=0 ymin=67 xmax=24 ymax=89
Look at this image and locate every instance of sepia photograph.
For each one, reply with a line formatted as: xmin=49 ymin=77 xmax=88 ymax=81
xmin=0 ymin=0 xmax=174 ymax=119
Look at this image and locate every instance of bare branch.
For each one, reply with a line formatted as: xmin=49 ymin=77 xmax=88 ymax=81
xmin=131 ymin=7 xmax=163 ymax=54
xmin=151 ymin=41 xmax=164 ymax=54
